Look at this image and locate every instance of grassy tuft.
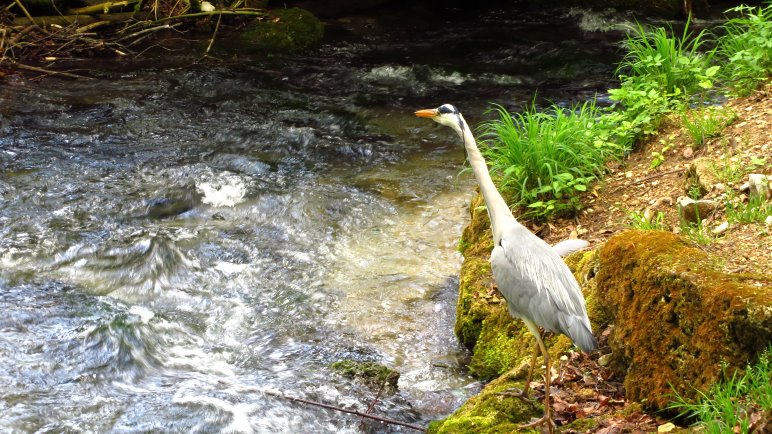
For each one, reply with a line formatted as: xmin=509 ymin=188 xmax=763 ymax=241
xmin=668 ymin=346 xmax=772 ymax=434
xmin=680 ymin=106 xmax=736 ymax=149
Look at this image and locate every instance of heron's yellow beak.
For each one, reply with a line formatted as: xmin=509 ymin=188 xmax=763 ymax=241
xmin=415 ymin=108 xmax=438 ymax=118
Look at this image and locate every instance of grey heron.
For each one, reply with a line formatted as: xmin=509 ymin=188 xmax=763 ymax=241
xmin=416 ymin=104 xmax=597 ymax=432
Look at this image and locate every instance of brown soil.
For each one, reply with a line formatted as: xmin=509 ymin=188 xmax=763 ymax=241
xmin=539 ymin=84 xmax=772 ymax=276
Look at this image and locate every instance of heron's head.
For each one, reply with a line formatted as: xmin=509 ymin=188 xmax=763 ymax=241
xmin=415 ymin=104 xmax=466 ymax=138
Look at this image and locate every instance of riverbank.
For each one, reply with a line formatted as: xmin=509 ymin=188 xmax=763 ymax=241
xmin=430 ymin=83 xmax=771 ymax=433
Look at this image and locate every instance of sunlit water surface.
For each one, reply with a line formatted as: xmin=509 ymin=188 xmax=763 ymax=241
xmin=0 ymin=6 xmax=626 ymax=433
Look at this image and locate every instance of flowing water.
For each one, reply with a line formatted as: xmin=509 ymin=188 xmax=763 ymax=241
xmin=0 ymin=5 xmax=625 ymax=433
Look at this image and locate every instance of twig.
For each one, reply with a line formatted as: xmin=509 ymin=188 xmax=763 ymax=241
xmin=150 ymin=10 xmax=266 ymax=24
xmin=260 ymin=388 xmax=425 ymax=432
xmin=115 ymin=23 xmax=175 ymax=42
xmin=12 ymin=0 xmax=36 ymax=26
xmin=205 ymin=9 xmax=222 ymax=54
xmin=14 ymin=62 xmax=94 ymax=79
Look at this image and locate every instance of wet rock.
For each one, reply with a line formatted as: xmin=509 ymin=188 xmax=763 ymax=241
xmin=242 ymin=8 xmax=324 ymax=52
xmin=329 ymin=360 xmax=399 ymax=393
xmin=677 ymin=197 xmax=718 ymax=223
xmin=143 ymin=195 xmax=195 ymax=219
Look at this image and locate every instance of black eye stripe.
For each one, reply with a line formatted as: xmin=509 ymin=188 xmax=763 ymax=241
xmin=438 ymin=104 xmax=458 ymax=114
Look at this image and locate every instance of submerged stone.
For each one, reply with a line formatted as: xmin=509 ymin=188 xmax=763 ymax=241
xmin=242 ymin=7 xmax=324 ymax=52
xmin=329 ymin=359 xmax=399 ymax=393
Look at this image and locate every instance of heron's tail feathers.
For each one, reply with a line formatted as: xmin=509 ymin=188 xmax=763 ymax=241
xmin=565 ymin=317 xmax=597 ymax=353
xmin=552 ymin=239 xmax=590 ymax=258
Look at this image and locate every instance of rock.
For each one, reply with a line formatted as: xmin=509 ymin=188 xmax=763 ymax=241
xmin=677 ymin=197 xmax=719 ymax=223
xmin=712 ymin=221 xmax=729 ymax=235
xmin=329 ymin=360 xmax=399 ymax=393
xmin=658 ymin=422 xmax=677 ymax=433
xmin=748 ymin=173 xmax=770 ymax=201
xmin=242 ymin=8 xmax=324 ymax=52
xmin=688 ymin=157 xmax=720 ymax=196
xmin=597 ymin=230 xmax=772 ymax=411
xmin=598 ymin=353 xmax=612 ymax=367
xmin=765 ymin=215 xmax=772 ymax=226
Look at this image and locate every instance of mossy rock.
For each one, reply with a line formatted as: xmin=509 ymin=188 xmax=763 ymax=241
xmin=426 ymin=371 xmax=542 ymax=434
xmin=597 ymin=230 xmax=772 ymax=411
xmin=329 ymin=359 xmax=399 ymax=393
xmin=242 ymin=8 xmax=324 ymax=52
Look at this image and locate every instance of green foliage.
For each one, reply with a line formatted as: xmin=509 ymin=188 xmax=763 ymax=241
xmin=717 ymin=3 xmax=772 ymax=95
xmin=617 ymin=21 xmax=717 ymax=97
xmin=725 ymin=194 xmax=772 ymax=224
xmin=627 ymin=210 xmax=667 ymax=230
xmin=668 ymin=347 xmax=772 ymax=434
xmin=650 ymin=134 xmax=675 ymax=169
xmin=679 ymin=219 xmax=714 ymax=245
xmin=478 ymin=101 xmax=625 ymax=219
xmin=680 ymin=106 xmax=736 ymax=149
xmin=608 ymin=20 xmax=717 ymax=143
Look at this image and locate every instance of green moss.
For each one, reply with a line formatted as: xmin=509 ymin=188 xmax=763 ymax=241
xmin=430 ymin=374 xmax=542 ymax=434
xmin=597 ymin=230 xmax=772 ymax=411
xmin=329 ymin=360 xmax=399 ymax=392
xmin=242 ymin=8 xmax=324 ymax=52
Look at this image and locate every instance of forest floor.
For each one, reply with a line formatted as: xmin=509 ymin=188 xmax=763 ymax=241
xmin=543 ymin=84 xmax=771 ymax=275
xmin=523 ymin=83 xmax=771 ymax=433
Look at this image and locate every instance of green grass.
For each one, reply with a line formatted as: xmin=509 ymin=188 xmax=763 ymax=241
xmin=669 ymin=347 xmax=772 ymax=434
xmin=616 ymin=20 xmax=717 ymax=98
xmin=478 ymin=101 xmax=625 ymax=219
xmin=627 ymin=210 xmax=668 ymax=230
xmin=477 ymin=5 xmax=771 ymax=223
xmin=725 ymin=194 xmax=772 ymax=224
xmin=680 ymin=106 xmax=736 ymax=149
xmin=717 ymin=3 xmax=772 ymax=95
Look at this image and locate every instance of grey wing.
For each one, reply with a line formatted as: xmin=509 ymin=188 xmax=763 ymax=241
xmin=490 ymin=224 xmax=597 ymax=352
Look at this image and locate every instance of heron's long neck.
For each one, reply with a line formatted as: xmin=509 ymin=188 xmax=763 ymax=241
xmin=458 ymin=117 xmax=514 ymax=244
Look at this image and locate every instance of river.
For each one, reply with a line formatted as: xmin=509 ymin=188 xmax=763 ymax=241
xmin=0 ymin=5 xmax=624 ymax=433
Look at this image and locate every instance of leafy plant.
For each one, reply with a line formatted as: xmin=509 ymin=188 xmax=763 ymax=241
xmin=617 ymin=20 xmax=717 ymax=96
xmin=479 ymin=101 xmax=624 ymax=219
xmin=608 ymin=19 xmax=718 ymax=145
xmin=669 ymin=347 xmax=772 ymax=434
xmin=717 ymin=3 xmax=772 ymax=95
xmin=650 ymin=134 xmax=676 ymax=169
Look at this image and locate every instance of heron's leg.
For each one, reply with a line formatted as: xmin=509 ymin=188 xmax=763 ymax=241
xmin=521 ymin=339 xmax=540 ymax=396
xmin=519 ymin=319 xmax=556 ymax=434
xmin=495 ymin=340 xmax=539 ymax=400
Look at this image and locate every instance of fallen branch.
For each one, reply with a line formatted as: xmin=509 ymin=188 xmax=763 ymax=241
xmin=13 ymin=62 xmax=94 ymax=79
xmin=260 ymin=388 xmax=425 ymax=432
xmin=67 ymin=0 xmax=140 ymax=15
